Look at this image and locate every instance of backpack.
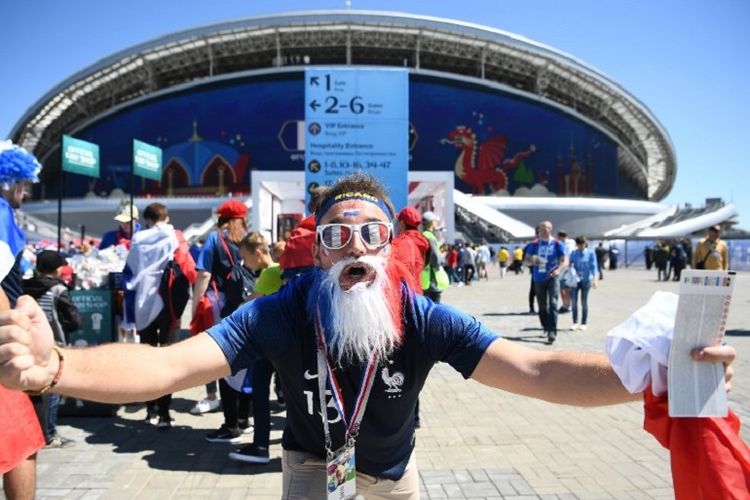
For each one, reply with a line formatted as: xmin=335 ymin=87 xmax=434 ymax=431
xmin=159 ymin=259 xmax=191 ymax=324
xmin=216 ymin=230 xmax=256 ymax=314
xmin=159 ymin=230 xmax=197 ymax=325
xmin=42 ymin=283 xmax=69 ymax=346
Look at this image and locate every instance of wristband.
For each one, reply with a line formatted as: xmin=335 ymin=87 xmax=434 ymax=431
xmin=24 ymin=346 xmax=64 ymax=396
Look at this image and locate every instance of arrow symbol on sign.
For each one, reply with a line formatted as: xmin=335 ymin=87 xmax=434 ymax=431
xmin=309 ymin=100 xmax=320 ymax=111
xmin=310 ymin=76 xmax=319 ymax=86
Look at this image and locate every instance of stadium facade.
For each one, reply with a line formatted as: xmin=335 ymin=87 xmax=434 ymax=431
xmin=10 ymin=10 xmax=734 ymax=241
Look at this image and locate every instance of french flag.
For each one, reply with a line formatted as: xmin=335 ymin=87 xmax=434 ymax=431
xmin=0 ymin=199 xmax=25 ymax=281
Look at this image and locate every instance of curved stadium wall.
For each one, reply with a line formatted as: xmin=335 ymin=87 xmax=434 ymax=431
xmin=35 ymin=68 xmax=641 ymax=201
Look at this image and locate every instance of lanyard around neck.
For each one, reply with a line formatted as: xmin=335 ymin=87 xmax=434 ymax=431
xmin=315 ymin=310 xmax=380 ymax=455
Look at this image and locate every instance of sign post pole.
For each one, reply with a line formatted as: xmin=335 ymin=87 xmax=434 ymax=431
xmin=61 ymin=135 xmax=100 ymax=250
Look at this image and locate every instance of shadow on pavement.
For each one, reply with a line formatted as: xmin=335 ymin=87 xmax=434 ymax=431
xmin=727 ymin=329 xmax=750 ymax=337
xmin=503 ymin=331 xmax=549 ymax=344
xmin=483 ymin=312 xmax=537 ymax=317
xmin=59 ymin=413 xmax=285 ymax=474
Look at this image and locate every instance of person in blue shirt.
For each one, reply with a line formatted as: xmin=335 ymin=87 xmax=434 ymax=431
xmin=192 ymin=200 xmax=254 ymax=441
xmin=568 ymin=236 xmax=599 ymax=331
xmin=98 ymin=204 xmax=140 ymax=250
xmin=0 ymin=173 xmax=737 ymax=500
xmin=523 ymin=220 xmax=568 ymax=344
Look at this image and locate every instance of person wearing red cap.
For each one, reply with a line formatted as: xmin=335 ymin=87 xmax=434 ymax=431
xmin=391 ymin=207 xmax=428 ymax=294
xmin=191 ymin=199 xmax=254 ymax=440
xmin=278 ymin=186 xmax=328 ymax=280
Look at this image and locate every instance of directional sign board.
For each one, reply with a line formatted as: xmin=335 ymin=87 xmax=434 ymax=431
xmin=62 ymin=135 xmax=100 ymax=178
xmin=305 ymin=68 xmax=408 ymax=212
xmin=133 ymin=139 xmax=162 ymax=181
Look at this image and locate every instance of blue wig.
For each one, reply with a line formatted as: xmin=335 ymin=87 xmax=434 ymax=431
xmin=0 ymin=140 xmax=42 ymax=188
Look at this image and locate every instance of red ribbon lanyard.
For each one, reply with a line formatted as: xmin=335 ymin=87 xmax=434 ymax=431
xmin=315 ymin=310 xmax=380 ymax=455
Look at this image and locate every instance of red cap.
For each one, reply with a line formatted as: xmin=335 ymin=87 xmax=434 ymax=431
xmin=217 ymin=200 xmax=247 ymax=219
xmin=397 ymin=207 xmax=422 ymax=229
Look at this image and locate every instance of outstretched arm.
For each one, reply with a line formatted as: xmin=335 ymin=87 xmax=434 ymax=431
xmin=471 ymin=339 xmax=634 ymax=406
xmin=0 ymin=296 xmax=230 ymax=403
xmin=52 ymin=334 xmax=230 ymax=403
xmin=471 ymin=338 xmax=735 ymax=406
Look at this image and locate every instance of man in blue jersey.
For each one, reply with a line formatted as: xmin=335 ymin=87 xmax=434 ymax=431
xmin=0 ymin=173 xmax=737 ymax=499
xmin=524 ymin=221 xmax=568 ymax=344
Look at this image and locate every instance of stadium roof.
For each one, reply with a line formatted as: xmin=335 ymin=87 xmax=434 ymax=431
xmin=9 ymin=10 xmax=676 ymax=200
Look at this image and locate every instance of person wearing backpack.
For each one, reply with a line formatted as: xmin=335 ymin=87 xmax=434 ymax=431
xmin=693 ymin=225 xmax=728 ymax=271
xmin=23 ymin=250 xmax=83 ymax=447
xmin=193 ymin=200 xmax=255 ymax=442
xmin=124 ymin=203 xmax=196 ymax=429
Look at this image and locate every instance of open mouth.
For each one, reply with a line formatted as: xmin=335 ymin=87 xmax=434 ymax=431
xmin=339 ymin=262 xmax=377 ymax=291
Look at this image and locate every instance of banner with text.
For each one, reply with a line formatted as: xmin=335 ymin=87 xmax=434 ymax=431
xmin=69 ymin=290 xmax=114 ymax=347
xmin=133 ymin=139 xmax=163 ymax=181
xmin=305 ymin=68 xmax=408 ymax=213
xmin=62 ymin=135 xmax=100 ymax=178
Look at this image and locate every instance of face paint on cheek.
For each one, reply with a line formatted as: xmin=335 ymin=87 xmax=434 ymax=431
xmin=321 ymin=247 xmax=331 ymax=256
xmin=342 ymin=210 xmax=359 ymax=217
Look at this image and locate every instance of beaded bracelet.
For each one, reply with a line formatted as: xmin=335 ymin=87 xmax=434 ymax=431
xmin=25 ymin=346 xmax=64 ymax=396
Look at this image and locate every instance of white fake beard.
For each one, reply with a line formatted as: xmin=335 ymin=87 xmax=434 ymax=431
xmin=323 ymin=255 xmax=400 ymax=366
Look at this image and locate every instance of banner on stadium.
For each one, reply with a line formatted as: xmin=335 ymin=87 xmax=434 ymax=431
xmin=132 ymin=139 xmax=162 ymax=181
xmin=61 ymin=135 xmax=100 ymax=178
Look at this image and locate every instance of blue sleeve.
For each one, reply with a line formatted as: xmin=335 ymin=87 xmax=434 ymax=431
xmin=590 ymin=250 xmax=598 ymax=276
xmin=197 ymin=233 xmax=218 ymax=273
xmin=206 ymin=280 xmax=301 ymax=372
xmin=410 ymin=293 xmax=499 ymax=379
xmin=557 ymin=241 xmax=567 ymax=259
xmin=98 ymin=231 xmax=116 ymax=250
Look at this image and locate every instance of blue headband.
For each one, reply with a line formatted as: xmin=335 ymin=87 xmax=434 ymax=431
xmin=314 ymin=191 xmax=394 ymax=225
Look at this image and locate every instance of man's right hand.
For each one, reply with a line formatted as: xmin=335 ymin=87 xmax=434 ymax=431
xmin=0 ymin=295 xmax=56 ymax=391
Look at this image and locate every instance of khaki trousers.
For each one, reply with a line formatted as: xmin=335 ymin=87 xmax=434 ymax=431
xmin=281 ymin=448 xmax=419 ymax=499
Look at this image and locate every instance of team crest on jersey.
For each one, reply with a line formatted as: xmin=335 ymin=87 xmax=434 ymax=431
xmin=381 ymin=363 xmax=405 ymax=399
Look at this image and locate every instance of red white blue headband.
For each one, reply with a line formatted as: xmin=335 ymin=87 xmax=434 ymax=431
xmin=314 ymin=191 xmax=393 ymax=225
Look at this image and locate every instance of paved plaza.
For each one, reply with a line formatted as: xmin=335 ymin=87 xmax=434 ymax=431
xmin=17 ymin=267 xmax=750 ymax=499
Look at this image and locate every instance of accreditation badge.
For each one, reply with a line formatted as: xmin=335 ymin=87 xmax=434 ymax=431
xmin=326 ymin=443 xmax=356 ymax=500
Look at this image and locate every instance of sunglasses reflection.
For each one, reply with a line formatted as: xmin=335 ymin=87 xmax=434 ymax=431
xmin=317 ymin=222 xmax=393 ymax=250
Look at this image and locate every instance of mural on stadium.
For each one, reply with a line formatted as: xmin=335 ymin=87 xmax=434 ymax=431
xmin=409 ymin=77 xmax=619 ymax=198
xmin=52 ymin=73 xmax=631 ymax=199
xmin=441 ymin=123 xmax=595 ymax=197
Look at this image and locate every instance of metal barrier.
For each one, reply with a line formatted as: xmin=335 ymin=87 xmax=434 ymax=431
xmin=589 ymin=238 xmax=750 ymax=272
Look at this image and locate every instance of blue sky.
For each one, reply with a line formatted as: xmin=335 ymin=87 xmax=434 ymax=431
xmin=1 ymin=0 xmax=748 ymax=226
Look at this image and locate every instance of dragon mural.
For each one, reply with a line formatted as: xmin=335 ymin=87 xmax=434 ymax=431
xmin=443 ymin=126 xmax=536 ymax=195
